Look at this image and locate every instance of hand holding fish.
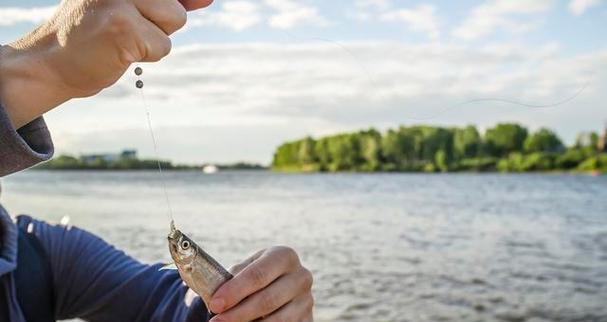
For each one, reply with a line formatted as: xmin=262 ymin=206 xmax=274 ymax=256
xmin=209 ymin=247 xmax=315 ymax=322
xmin=0 ymin=0 xmax=213 ymax=128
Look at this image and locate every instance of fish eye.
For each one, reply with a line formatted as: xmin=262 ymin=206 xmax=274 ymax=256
xmin=181 ymin=240 xmax=191 ymax=250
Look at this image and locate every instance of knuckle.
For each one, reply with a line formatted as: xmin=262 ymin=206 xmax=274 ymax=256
xmin=260 ymin=292 xmax=279 ymax=312
xmin=307 ymin=294 xmax=315 ymax=312
xmin=161 ymin=37 xmax=172 ymax=56
xmin=174 ymin=7 xmax=187 ymax=30
xmin=301 ymin=268 xmax=314 ymax=290
xmin=149 ymin=37 xmax=171 ymax=61
xmin=248 ymin=266 xmax=268 ymax=287
xmin=106 ymin=12 xmax=132 ymax=35
xmin=276 ymin=246 xmax=299 ymax=265
xmin=151 ymin=3 xmax=187 ymax=34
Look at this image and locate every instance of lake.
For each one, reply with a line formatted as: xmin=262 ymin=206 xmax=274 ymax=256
xmin=1 ymin=171 xmax=607 ymax=322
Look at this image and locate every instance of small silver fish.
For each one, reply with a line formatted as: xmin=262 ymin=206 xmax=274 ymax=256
xmin=168 ymin=221 xmax=233 ymax=306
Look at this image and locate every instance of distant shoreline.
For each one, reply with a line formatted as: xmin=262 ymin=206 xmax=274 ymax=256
xmin=34 ymin=156 xmax=268 ymax=172
xmin=28 ymin=168 xmax=604 ymax=176
xmin=272 ymin=123 xmax=607 ymax=174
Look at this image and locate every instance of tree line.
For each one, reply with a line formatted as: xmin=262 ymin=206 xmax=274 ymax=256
xmin=35 ymin=156 xmax=266 ymax=171
xmin=272 ymin=123 xmax=607 ymax=173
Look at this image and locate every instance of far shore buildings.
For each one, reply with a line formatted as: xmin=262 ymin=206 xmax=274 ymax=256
xmin=81 ymin=149 xmax=137 ymax=165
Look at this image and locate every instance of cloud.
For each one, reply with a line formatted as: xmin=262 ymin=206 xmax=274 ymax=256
xmin=187 ymin=0 xmax=327 ymax=31
xmin=46 ymin=41 xmax=605 ymax=163
xmin=454 ymin=0 xmax=554 ymax=40
xmin=264 ymin=0 xmax=328 ymax=29
xmin=349 ymin=2 xmax=440 ymax=40
xmin=355 ymin=0 xmax=391 ymax=10
xmin=0 ymin=6 xmax=56 ymax=26
xmin=569 ymin=0 xmax=602 ymax=15
xmin=381 ymin=4 xmax=441 ymax=40
xmin=189 ymin=1 xmax=262 ymax=31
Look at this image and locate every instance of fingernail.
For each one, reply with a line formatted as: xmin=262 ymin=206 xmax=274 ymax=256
xmin=210 ymin=298 xmax=225 ymax=312
xmin=209 ymin=317 xmax=223 ymax=322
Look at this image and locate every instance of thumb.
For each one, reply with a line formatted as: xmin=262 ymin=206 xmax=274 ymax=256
xmin=179 ymin=0 xmax=214 ymax=11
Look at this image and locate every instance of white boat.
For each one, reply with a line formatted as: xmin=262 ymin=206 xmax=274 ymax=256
xmin=202 ymin=165 xmax=219 ymax=174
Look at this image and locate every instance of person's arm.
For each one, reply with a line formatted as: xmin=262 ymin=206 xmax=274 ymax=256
xmin=0 ymin=0 xmax=213 ymax=130
xmin=21 ymin=216 xmax=210 ymax=322
xmin=0 ymin=45 xmax=73 ymax=130
xmin=0 ymin=103 xmax=54 ymax=177
xmin=0 ymin=0 xmax=212 ymax=176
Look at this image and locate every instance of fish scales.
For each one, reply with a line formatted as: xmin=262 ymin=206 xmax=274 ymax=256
xmin=168 ymin=223 xmax=233 ymax=307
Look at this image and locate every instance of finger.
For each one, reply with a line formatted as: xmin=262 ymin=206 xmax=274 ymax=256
xmin=211 ymin=247 xmax=300 ymax=314
xmin=259 ymin=293 xmax=315 ymax=322
xmin=136 ymin=18 xmax=173 ymax=62
xmin=133 ymin=0 xmax=187 ymax=35
xmin=179 ymin=0 xmax=214 ymax=11
xmin=212 ymin=269 xmax=313 ymax=322
xmin=229 ymin=249 xmax=265 ymax=275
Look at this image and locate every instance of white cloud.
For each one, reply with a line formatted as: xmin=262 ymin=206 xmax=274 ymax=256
xmin=454 ymin=0 xmax=554 ymax=40
xmin=47 ymin=41 xmax=605 ymax=163
xmin=356 ymin=0 xmax=391 ymax=10
xmin=188 ymin=0 xmax=327 ymax=31
xmin=569 ymin=0 xmax=602 ymax=15
xmin=381 ymin=4 xmax=441 ymax=40
xmin=189 ymin=1 xmax=262 ymax=31
xmin=264 ymin=0 xmax=328 ymax=29
xmin=0 ymin=6 xmax=56 ymax=26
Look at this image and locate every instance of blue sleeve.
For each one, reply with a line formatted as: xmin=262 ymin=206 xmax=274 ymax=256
xmin=19 ymin=216 xmax=209 ymax=322
xmin=0 ymin=103 xmax=54 ymax=177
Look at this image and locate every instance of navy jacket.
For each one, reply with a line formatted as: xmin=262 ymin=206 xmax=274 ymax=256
xmin=0 ymin=103 xmax=210 ymax=321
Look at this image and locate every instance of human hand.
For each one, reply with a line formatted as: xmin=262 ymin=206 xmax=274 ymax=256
xmin=0 ymin=0 xmax=212 ymax=128
xmin=209 ymin=247 xmax=314 ymax=322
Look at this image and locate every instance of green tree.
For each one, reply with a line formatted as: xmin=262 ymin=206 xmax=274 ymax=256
xmin=484 ymin=123 xmax=529 ymax=157
xmin=555 ymin=148 xmax=586 ymax=169
xmin=454 ymin=126 xmax=481 ymax=159
xmin=40 ymin=155 xmax=81 ymax=169
xmin=435 ymin=149 xmax=449 ymax=172
xmin=359 ymin=129 xmax=382 ymax=171
xmin=497 ymin=153 xmax=525 ymax=172
xmin=524 ymin=128 xmax=564 ymax=153
xmin=273 ymin=142 xmax=299 ymax=170
xmin=521 ymin=153 xmax=555 ymax=171
xmin=419 ymin=127 xmax=454 ymax=162
xmin=327 ymin=134 xmax=361 ymax=171
xmin=381 ymin=128 xmax=416 ymax=170
xmin=298 ymin=137 xmax=317 ymax=165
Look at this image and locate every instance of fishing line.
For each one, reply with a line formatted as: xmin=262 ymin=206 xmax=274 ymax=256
xmin=135 ymin=66 xmax=175 ymax=225
xmin=400 ymin=79 xmax=592 ymax=121
xmin=279 ymin=31 xmax=593 ymax=120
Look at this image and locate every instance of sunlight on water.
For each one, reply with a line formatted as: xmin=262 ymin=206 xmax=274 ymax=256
xmin=2 ymin=171 xmax=607 ymax=322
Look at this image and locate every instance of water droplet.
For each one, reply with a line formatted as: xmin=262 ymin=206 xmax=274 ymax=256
xmin=135 ymin=67 xmax=143 ymax=76
xmin=136 ymin=80 xmax=144 ymax=89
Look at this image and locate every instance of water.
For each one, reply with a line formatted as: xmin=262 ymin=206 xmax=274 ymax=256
xmin=2 ymin=171 xmax=607 ymax=322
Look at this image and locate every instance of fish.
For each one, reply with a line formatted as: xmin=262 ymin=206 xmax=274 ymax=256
xmin=167 ymin=221 xmax=233 ymax=307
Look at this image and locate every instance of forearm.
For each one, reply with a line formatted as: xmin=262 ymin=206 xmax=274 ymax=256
xmin=0 ymin=43 xmax=72 ymax=129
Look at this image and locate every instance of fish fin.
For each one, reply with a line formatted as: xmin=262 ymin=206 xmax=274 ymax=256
xmin=160 ymin=263 xmax=178 ymax=271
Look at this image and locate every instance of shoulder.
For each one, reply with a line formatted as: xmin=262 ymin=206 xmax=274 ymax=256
xmin=15 ymin=215 xmax=105 ymax=251
xmin=14 ymin=215 xmax=137 ymax=274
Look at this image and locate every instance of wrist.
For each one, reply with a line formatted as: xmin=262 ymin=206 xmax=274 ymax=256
xmin=0 ymin=43 xmax=73 ymax=129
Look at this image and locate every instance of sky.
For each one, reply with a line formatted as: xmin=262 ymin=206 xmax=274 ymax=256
xmin=1 ymin=0 xmax=606 ymax=164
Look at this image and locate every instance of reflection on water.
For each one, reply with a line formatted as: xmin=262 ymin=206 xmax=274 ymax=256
xmin=2 ymin=171 xmax=607 ymax=322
